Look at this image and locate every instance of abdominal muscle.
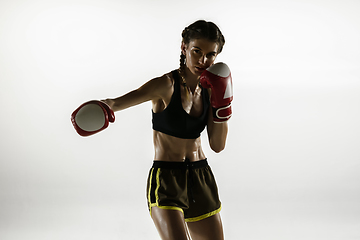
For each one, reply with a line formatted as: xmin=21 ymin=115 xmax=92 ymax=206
xmin=153 ymin=130 xmax=206 ymax=162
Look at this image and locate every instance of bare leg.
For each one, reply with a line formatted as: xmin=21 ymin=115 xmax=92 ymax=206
xmin=186 ymin=213 xmax=224 ymax=240
xmin=151 ymin=206 xmax=191 ymax=240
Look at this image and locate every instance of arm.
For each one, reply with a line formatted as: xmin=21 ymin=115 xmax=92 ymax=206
xmin=207 ymin=105 xmax=228 ymax=153
xmin=102 ymin=75 xmax=171 ymax=112
xmin=200 ymin=62 xmax=233 ymax=153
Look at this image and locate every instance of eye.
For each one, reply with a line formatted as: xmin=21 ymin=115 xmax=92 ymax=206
xmin=194 ymin=49 xmax=202 ymax=55
xmin=207 ymin=53 xmax=217 ymax=58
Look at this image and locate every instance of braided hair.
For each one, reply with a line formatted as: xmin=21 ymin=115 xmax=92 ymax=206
xmin=179 ymin=20 xmax=225 ymax=94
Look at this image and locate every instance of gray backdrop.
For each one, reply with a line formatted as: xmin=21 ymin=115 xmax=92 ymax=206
xmin=1 ymin=0 xmax=359 ymax=239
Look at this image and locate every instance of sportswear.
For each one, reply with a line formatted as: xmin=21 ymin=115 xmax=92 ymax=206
xmin=152 ymin=70 xmax=210 ymax=139
xmin=146 ymin=159 xmax=221 ymax=222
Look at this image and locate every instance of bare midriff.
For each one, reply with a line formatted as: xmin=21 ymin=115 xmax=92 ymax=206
xmin=153 ymin=130 xmax=206 ymax=162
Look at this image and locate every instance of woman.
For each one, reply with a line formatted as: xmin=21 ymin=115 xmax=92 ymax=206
xmin=103 ymin=20 xmax=229 ymax=240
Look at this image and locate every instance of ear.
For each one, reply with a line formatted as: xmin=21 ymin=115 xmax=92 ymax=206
xmin=181 ymin=42 xmax=187 ymax=55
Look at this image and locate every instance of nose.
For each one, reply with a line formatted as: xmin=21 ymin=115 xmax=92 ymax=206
xmin=199 ymin=54 xmax=207 ymax=65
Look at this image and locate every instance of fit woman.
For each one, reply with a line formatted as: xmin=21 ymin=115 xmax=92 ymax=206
xmin=103 ymin=20 xmax=230 ymax=240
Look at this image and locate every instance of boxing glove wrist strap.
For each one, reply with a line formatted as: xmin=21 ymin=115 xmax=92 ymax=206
xmin=213 ymin=103 xmax=232 ymax=123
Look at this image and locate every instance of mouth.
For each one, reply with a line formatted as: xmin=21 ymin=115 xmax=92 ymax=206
xmin=195 ymin=66 xmax=206 ymax=72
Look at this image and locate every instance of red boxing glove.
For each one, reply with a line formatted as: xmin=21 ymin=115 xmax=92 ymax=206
xmin=71 ymin=100 xmax=115 ymax=137
xmin=200 ymin=62 xmax=233 ymax=122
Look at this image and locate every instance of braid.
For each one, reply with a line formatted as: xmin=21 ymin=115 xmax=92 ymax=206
xmin=178 ymin=53 xmax=189 ymax=98
xmin=179 ymin=53 xmax=186 ymax=73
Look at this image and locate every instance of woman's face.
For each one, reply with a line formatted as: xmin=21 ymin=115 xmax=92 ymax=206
xmin=182 ymin=38 xmax=219 ymax=76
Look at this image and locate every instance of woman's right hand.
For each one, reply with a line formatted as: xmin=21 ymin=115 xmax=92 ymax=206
xmin=101 ymin=99 xmax=115 ymax=110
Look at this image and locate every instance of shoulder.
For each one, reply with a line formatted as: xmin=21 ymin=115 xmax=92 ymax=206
xmin=145 ymin=71 xmax=175 ymax=93
xmin=137 ymin=70 xmax=175 ymax=101
xmin=152 ymin=71 xmax=174 ymax=88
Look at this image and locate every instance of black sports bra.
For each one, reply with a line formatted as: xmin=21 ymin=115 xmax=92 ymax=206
xmin=152 ymin=70 xmax=210 ymax=139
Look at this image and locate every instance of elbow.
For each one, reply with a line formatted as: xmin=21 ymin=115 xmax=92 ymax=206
xmin=210 ymin=142 xmax=226 ymax=153
xmin=212 ymin=147 xmax=224 ymax=153
xmin=208 ymin=124 xmax=228 ymax=153
xmin=207 ymin=122 xmax=228 ymax=153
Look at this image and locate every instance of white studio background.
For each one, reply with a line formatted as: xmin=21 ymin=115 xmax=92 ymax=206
xmin=1 ymin=0 xmax=359 ymax=239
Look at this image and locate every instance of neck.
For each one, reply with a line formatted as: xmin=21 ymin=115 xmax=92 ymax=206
xmin=183 ymin=67 xmax=200 ymax=92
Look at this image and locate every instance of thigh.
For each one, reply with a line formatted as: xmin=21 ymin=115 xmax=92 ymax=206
xmin=186 ymin=213 xmax=224 ymax=240
xmin=151 ymin=206 xmax=191 ymax=240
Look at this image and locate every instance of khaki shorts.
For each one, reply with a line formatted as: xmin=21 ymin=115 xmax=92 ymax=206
xmin=146 ymin=159 xmax=221 ymax=222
